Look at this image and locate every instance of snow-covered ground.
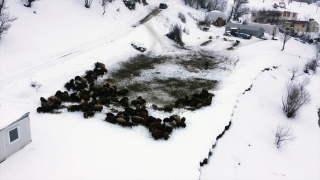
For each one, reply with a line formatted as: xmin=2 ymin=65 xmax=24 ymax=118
xmin=0 ymin=0 xmax=319 ymax=179
xmin=200 ymin=38 xmax=320 ymax=180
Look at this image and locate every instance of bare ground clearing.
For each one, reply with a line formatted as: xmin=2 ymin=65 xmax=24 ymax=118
xmin=101 ymin=51 xmax=236 ymax=107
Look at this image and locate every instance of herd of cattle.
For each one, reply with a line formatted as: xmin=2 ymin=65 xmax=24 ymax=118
xmin=36 ymin=62 xmax=214 ymax=140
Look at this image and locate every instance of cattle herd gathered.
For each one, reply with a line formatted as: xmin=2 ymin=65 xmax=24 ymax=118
xmin=36 ymin=62 xmax=214 ymax=140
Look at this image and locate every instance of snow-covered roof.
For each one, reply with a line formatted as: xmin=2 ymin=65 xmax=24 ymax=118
xmin=248 ymin=22 xmax=277 ymax=35
xmin=226 ymin=22 xmax=264 ymax=31
xmin=0 ymin=106 xmax=29 ymax=130
xmin=205 ymin=10 xmax=227 ymax=21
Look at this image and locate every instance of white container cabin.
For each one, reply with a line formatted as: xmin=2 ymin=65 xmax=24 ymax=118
xmin=0 ymin=109 xmax=31 ymax=163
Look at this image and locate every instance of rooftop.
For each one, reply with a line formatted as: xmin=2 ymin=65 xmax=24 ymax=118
xmin=226 ymin=22 xmax=264 ymax=31
xmin=0 ymin=106 xmax=29 ymax=130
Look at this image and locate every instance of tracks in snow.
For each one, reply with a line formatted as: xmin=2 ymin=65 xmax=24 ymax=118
xmin=0 ymin=8 xmax=160 ymax=89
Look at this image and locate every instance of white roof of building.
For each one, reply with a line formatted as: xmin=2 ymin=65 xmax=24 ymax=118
xmin=206 ymin=10 xmax=227 ymax=21
xmin=0 ymin=106 xmax=29 ymax=130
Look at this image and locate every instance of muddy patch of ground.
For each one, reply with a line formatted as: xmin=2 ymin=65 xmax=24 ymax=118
xmin=101 ymin=51 xmax=236 ymax=107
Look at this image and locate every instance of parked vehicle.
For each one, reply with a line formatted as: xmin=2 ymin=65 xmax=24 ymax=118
xmin=159 ymin=3 xmax=168 ymax=9
xmin=229 ymin=27 xmax=251 ymax=39
xmin=230 ymin=28 xmax=238 ymax=37
xmin=238 ymin=33 xmax=252 ymax=39
xmin=202 ymin=26 xmax=210 ymax=31
xmin=123 ymin=0 xmax=135 ymax=10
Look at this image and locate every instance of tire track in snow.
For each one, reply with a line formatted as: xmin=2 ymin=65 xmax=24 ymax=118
xmin=143 ymin=20 xmax=167 ymax=53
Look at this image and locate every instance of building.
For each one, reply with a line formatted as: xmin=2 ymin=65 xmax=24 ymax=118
xmin=251 ymin=10 xmax=298 ymax=24
xmin=278 ymin=19 xmax=319 ymax=32
xmin=249 ymin=22 xmax=278 ymax=36
xmin=0 ymin=111 xmax=31 ymax=162
xmin=225 ymin=22 xmax=265 ymax=38
xmin=280 ymin=11 xmax=298 ymax=20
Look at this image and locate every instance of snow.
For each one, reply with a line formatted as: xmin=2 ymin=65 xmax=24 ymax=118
xmin=205 ymin=10 xmax=227 ymax=21
xmin=0 ymin=0 xmax=319 ymax=179
xmin=200 ymin=41 xmax=320 ymax=179
xmin=0 ymin=106 xmax=28 ymax=130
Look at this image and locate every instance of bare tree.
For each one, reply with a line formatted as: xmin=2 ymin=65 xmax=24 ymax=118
xmin=315 ymin=44 xmax=320 ymax=62
xmin=234 ymin=6 xmax=250 ymax=20
xmin=232 ymin=0 xmax=250 ymax=21
xmin=183 ymin=0 xmax=228 ymax=12
xmin=302 ymin=14 xmax=312 ymax=40
xmin=253 ymin=8 xmax=281 ymax=24
xmin=279 ymin=28 xmax=292 ymax=51
xmin=227 ymin=0 xmax=250 ymax=22
xmin=304 ymin=59 xmax=318 ymax=72
xmin=0 ymin=0 xmax=17 ymax=39
xmin=290 ymin=65 xmax=299 ymax=81
xmin=0 ymin=0 xmax=3 ymax=15
xmin=184 ymin=0 xmax=196 ymax=6
xmin=282 ymin=80 xmax=311 ymax=118
xmin=85 ymin=0 xmax=93 ymax=8
xmin=242 ymin=15 xmax=249 ymax=24
xmin=166 ymin=24 xmax=184 ymax=46
xmin=207 ymin=0 xmax=228 ymax=12
xmin=304 ymin=44 xmax=320 ymax=73
xmin=272 ymin=26 xmax=277 ymax=38
xmin=271 ymin=123 xmax=295 ymax=149
xmin=226 ymin=5 xmax=234 ymax=22
xmin=198 ymin=0 xmax=207 ymax=9
xmin=102 ymin=0 xmax=114 ymax=16
xmin=30 ymin=78 xmax=42 ymax=92
xmin=178 ymin=12 xmax=186 ymax=23
xmin=23 ymin=0 xmax=35 ymax=8
xmin=141 ymin=0 xmax=148 ymax=5
xmin=318 ymin=108 xmax=320 ymax=127
xmin=304 ymin=14 xmax=311 ymax=21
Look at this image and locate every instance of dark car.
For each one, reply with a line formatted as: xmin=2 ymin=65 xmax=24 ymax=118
xmin=123 ymin=0 xmax=135 ymax=10
xmin=159 ymin=3 xmax=168 ymax=9
xmin=238 ymin=33 xmax=252 ymax=39
xmin=123 ymin=0 xmax=135 ymax=5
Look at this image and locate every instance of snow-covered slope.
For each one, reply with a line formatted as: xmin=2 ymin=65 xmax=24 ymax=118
xmin=201 ymin=37 xmax=320 ymax=180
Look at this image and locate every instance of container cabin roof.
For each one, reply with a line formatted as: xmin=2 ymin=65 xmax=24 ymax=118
xmin=0 ymin=106 xmax=29 ymax=130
